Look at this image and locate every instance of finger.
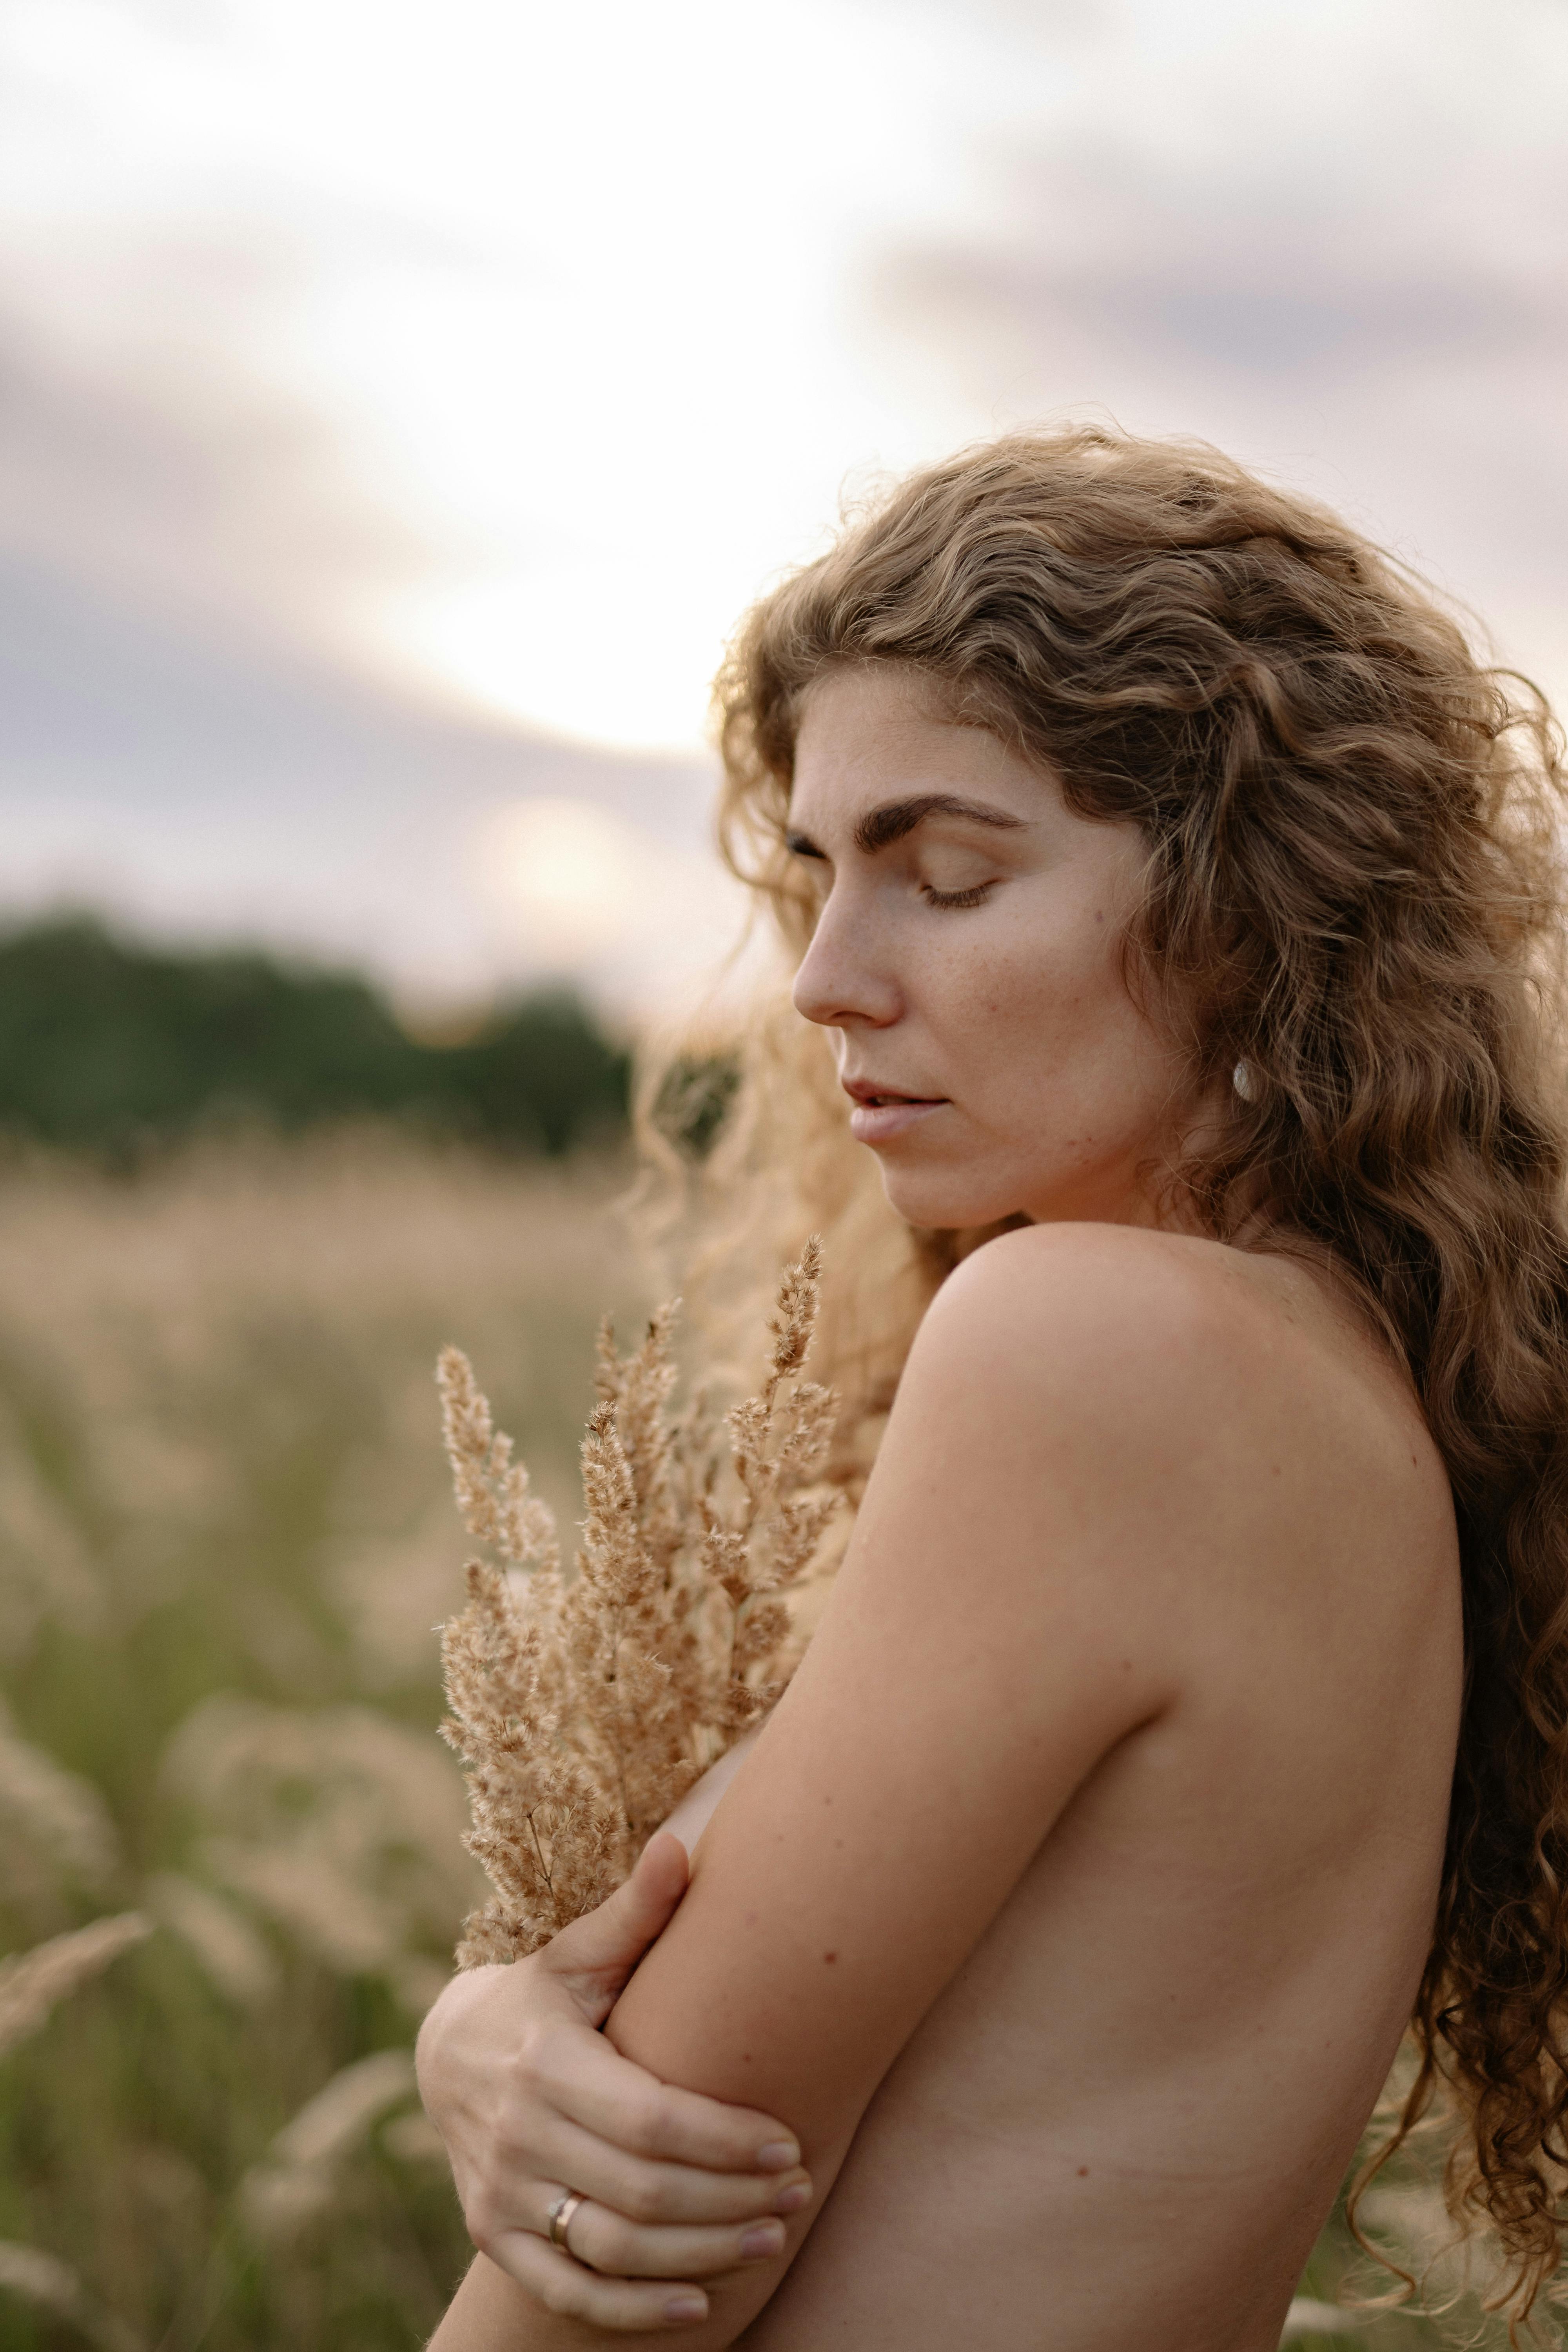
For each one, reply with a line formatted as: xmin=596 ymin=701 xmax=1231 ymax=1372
xmin=525 ymin=2017 xmax=799 ymax=2174
xmin=543 ymin=1835 xmax=691 ymax=2014
xmin=503 ymin=2175 xmax=805 ymax=2276
xmin=564 ymin=2196 xmax=790 ymax=2283
xmin=481 ymin=2234 xmax=710 ymax=2332
xmin=542 ymin=2116 xmax=813 ymax=2229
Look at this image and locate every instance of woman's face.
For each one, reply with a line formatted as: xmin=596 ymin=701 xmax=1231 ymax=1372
xmin=788 ymin=664 xmax=1193 ymax=1232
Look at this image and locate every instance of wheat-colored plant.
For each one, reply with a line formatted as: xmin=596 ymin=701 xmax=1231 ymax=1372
xmin=0 ymin=2241 xmax=144 ymax=2352
xmin=239 ymin=2049 xmax=419 ymax=2240
xmin=0 ymin=1699 xmax=120 ymax=1920
xmin=0 ymin=1913 xmax=151 ymax=2060
xmin=143 ymin=1873 xmax=279 ymax=2010
xmin=438 ymin=1239 xmax=839 ymax=1964
xmin=160 ymin=1692 xmax=474 ymax=2007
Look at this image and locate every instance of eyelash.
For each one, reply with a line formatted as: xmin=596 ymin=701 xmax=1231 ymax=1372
xmin=921 ymin=882 xmax=995 ymax=910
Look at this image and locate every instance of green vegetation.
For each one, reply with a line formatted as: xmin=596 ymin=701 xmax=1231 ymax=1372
xmin=0 ymin=1136 xmax=648 ymax=2350
xmin=0 ymin=918 xmax=629 ymax=1158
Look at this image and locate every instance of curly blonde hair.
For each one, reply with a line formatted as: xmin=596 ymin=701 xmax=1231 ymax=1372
xmin=644 ymin=423 xmax=1568 ymax=2321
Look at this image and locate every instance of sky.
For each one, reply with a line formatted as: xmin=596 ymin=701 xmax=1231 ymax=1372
xmin=1 ymin=0 xmax=1564 ymax=1021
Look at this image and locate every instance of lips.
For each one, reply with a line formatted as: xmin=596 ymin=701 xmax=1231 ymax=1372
xmin=841 ymin=1079 xmax=945 ymax=1109
xmin=841 ymin=1078 xmax=949 ymax=1147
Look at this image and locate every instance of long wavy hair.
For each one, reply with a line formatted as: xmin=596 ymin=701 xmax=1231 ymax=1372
xmin=644 ymin=424 xmax=1568 ymax=2320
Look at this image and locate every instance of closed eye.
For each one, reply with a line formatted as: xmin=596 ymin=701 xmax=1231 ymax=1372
xmin=922 ymin=881 xmax=996 ymax=910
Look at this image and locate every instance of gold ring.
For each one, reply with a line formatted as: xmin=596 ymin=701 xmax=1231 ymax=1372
xmin=546 ymin=2189 xmax=587 ymax=2252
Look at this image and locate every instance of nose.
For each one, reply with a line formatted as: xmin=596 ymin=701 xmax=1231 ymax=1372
xmin=791 ymin=884 xmax=902 ymax=1031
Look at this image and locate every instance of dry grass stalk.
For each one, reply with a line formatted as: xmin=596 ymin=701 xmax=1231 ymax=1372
xmin=0 ymin=1913 xmax=152 ymax=2059
xmin=438 ymin=1240 xmax=838 ymax=1964
xmin=0 ymin=2241 xmax=145 ymax=2352
xmin=143 ymin=1872 xmax=279 ymax=2009
xmin=239 ymin=2049 xmax=419 ymax=2240
xmin=0 ymin=1698 xmax=120 ymax=1904
xmin=160 ymin=1692 xmax=474 ymax=2001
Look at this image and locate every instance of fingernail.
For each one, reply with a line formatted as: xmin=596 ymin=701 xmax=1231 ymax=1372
xmin=757 ymin=2138 xmax=799 ymax=2171
xmin=664 ymin=2294 xmax=707 ymax=2324
xmin=740 ymin=2220 xmax=785 ymax=2259
xmin=773 ymin=2176 xmax=812 ymax=2214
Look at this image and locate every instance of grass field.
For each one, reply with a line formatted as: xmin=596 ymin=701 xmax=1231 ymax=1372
xmin=0 ymin=1132 xmax=1530 ymax=2348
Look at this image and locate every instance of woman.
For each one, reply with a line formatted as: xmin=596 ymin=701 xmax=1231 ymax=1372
xmin=417 ymin=427 xmax=1568 ymax=2347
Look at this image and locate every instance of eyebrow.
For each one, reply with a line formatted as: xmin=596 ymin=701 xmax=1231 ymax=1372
xmin=785 ymin=793 xmax=1028 ymax=860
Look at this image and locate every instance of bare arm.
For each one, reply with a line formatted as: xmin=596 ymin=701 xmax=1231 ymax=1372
xmin=656 ymin=1732 xmax=758 ymax=1854
xmin=430 ymin=1226 xmax=1233 ymax=2350
xmin=417 ymin=1737 xmax=800 ymax=2334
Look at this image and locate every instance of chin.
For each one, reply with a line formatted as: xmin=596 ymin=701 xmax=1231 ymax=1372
xmin=874 ymin=1156 xmax=1029 ymax=1234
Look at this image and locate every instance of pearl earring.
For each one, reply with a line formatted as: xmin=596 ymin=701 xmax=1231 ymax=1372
xmin=1232 ymin=1060 xmax=1257 ymax=1102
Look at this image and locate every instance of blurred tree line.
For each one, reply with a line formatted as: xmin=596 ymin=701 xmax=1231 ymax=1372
xmin=0 ymin=916 xmax=630 ymax=1158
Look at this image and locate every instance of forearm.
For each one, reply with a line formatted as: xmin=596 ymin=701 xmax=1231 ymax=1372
xmin=426 ymin=2114 xmax=846 ymax=2352
xmin=417 ymin=1815 xmax=822 ymax=2352
xmin=429 ymin=2255 xmax=592 ymax=2352
xmin=428 ymin=2257 xmax=524 ymax=2352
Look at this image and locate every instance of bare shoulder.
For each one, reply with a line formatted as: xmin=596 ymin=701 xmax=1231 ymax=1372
xmin=905 ymin=1220 xmax=1320 ymax=1445
xmin=884 ymin=1221 xmax=1450 ymax=1610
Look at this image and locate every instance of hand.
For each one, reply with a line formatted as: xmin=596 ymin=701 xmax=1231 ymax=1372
xmin=416 ymin=1834 xmax=814 ymax=2331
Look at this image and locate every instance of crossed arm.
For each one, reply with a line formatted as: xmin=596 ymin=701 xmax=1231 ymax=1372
xmin=419 ymin=1227 xmax=1209 ymax=2350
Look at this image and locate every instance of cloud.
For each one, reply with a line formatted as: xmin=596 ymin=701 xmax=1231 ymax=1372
xmin=861 ymin=0 xmax=1568 ymax=650
xmin=886 ymin=221 xmax=1563 ymax=388
xmin=1 ymin=0 xmax=1563 ymax=1011
xmin=0 ymin=238 xmax=430 ymax=661
xmin=470 ymin=797 xmax=755 ymax=1017
xmin=0 ymin=190 xmax=731 ymax=1014
xmin=870 ymin=0 xmax=1568 ymax=385
xmin=0 ymin=543 xmax=722 ymax=1008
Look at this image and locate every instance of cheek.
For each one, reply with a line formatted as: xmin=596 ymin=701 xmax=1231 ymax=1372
xmin=951 ymin=909 xmax=1129 ymax=1067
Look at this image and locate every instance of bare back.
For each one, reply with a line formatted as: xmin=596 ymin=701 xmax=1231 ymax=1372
xmin=664 ymin=1245 xmax=1462 ymax=2352
xmin=615 ymin=1226 xmax=1462 ymax=2352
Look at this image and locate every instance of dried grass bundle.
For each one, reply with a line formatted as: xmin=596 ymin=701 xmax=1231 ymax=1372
xmin=438 ymin=1240 xmax=838 ymax=1964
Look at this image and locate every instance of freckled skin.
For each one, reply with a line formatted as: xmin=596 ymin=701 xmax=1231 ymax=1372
xmin=634 ymin=679 xmax=1459 ymax=2352
xmin=788 ymin=670 xmax=1177 ymax=1236
xmin=734 ymin=676 xmax=1459 ymax=2349
xmin=595 ymin=1229 xmax=1461 ymax=2352
xmin=430 ymin=668 xmax=1465 ymax=2352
